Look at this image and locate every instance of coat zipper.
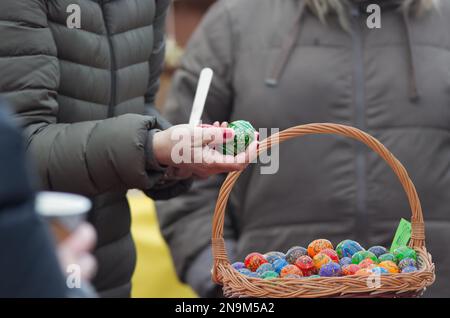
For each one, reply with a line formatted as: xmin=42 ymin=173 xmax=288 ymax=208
xmin=351 ymin=7 xmax=369 ymax=246
xmin=100 ymin=0 xmax=117 ymax=118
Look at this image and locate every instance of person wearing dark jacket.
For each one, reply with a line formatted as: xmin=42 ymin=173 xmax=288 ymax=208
xmin=157 ymin=0 xmax=450 ymax=297
xmin=0 ymin=103 xmax=98 ymax=298
xmin=0 ymin=0 xmax=249 ymax=297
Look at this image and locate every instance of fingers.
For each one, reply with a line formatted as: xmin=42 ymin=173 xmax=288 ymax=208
xmin=200 ymin=127 xmax=234 ymax=146
xmin=59 ymin=223 xmax=97 ymax=255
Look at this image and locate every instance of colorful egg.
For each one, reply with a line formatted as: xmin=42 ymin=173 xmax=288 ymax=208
xmin=284 ymin=274 xmax=303 ymax=279
xmin=238 ymin=268 xmax=252 ymax=276
xmin=339 ymin=257 xmax=352 ymax=267
xmin=261 ymin=271 xmax=279 ymax=280
xmin=393 ymin=246 xmax=417 ymax=262
xmin=285 ymin=246 xmax=307 ymax=264
xmin=280 ymin=265 xmax=303 ymax=278
xmin=336 ymin=240 xmax=365 ymax=258
xmin=319 ymin=262 xmax=342 ymax=277
xmin=255 ymin=263 xmax=275 ymax=276
xmin=351 ymin=250 xmax=378 ymax=265
xmin=232 ymin=262 xmax=246 ymax=271
xmin=221 ymin=120 xmax=256 ymax=155
xmin=264 ymin=251 xmax=285 ymax=264
xmin=378 ymin=261 xmax=399 ymax=274
xmin=342 ymin=264 xmax=361 ymax=276
xmin=244 ymin=252 xmax=268 ymax=272
xmin=319 ymin=248 xmax=339 ymax=263
xmin=246 ymin=272 xmax=260 ymax=278
xmin=307 ymin=275 xmax=321 ymax=279
xmin=378 ymin=253 xmax=396 ymax=263
xmin=313 ymin=253 xmax=332 ymax=270
xmin=355 ymin=268 xmax=373 ymax=276
xmin=308 ymin=239 xmax=334 ymax=257
xmin=402 ymin=266 xmax=418 ymax=273
xmin=398 ymin=258 xmax=417 ymax=270
xmin=368 ymin=246 xmax=388 ymax=258
xmin=295 ymin=255 xmax=316 ymax=276
xmin=371 ymin=267 xmax=389 ymax=275
xmin=273 ymin=258 xmax=289 ymax=274
xmin=359 ymin=258 xmax=376 ymax=269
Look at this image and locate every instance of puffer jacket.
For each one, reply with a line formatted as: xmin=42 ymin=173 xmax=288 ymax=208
xmin=157 ymin=0 xmax=450 ymax=297
xmin=0 ymin=0 xmax=191 ymax=297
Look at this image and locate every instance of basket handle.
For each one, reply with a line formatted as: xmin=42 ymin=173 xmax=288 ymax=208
xmin=211 ymin=123 xmax=425 ymax=283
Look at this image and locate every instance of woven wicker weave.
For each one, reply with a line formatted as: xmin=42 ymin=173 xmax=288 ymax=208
xmin=211 ymin=123 xmax=435 ymax=298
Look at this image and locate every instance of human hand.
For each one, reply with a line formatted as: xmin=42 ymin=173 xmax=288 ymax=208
xmin=57 ymin=222 xmax=97 ymax=281
xmin=153 ymin=122 xmax=258 ymax=179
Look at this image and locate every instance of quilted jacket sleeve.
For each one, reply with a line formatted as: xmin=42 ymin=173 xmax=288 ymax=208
xmin=0 ymin=0 xmax=187 ymax=199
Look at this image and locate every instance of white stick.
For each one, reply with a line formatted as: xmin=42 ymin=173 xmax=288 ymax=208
xmin=189 ymin=68 xmax=214 ymax=126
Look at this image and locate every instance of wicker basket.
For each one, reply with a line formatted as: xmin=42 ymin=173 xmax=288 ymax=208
xmin=211 ymin=123 xmax=435 ymax=298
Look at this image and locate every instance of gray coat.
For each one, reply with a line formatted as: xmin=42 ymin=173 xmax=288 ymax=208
xmin=158 ymin=0 xmax=450 ymax=297
xmin=0 ymin=0 xmax=190 ymax=297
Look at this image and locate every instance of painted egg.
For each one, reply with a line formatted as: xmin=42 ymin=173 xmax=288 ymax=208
xmin=398 ymin=258 xmax=417 ymax=270
xmin=336 ymin=240 xmax=365 ymax=258
xmin=256 ymin=263 xmax=275 ymax=276
xmin=221 ymin=120 xmax=256 ymax=156
xmin=232 ymin=262 xmax=246 ymax=271
xmin=319 ymin=262 xmax=342 ymax=277
xmin=273 ymin=258 xmax=289 ymax=274
xmin=371 ymin=267 xmax=389 ymax=275
xmin=393 ymin=246 xmax=417 ymax=262
xmin=368 ymin=246 xmax=388 ymax=258
xmin=308 ymin=239 xmax=334 ymax=258
xmin=339 ymin=257 xmax=352 ymax=267
xmin=261 ymin=271 xmax=279 ymax=280
xmin=355 ymin=268 xmax=373 ymax=276
xmin=285 ymin=246 xmax=307 ymax=264
xmin=313 ymin=253 xmax=332 ymax=270
xmin=280 ymin=265 xmax=303 ymax=278
xmin=264 ymin=251 xmax=285 ymax=264
xmin=342 ymin=264 xmax=361 ymax=276
xmin=378 ymin=261 xmax=399 ymax=274
xmin=244 ymin=253 xmax=268 ymax=272
xmin=295 ymin=255 xmax=316 ymax=277
xmin=359 ymin=258 xmax=376 ymax=269
xmin=307 ymin=275 xmax=322 ymax=279
xmin=246 ymin=272 xmax=260 ymax=278
xmin=319 ymin=248 xmax=339 ymax=263
xmin=402 ymin=266 xmax=418 ymax=273
xmin=238 ymin=268 xmax=252 ymax=276
xmin=378 ymin=253 xmax=397 ymax=263
xmin=351 ymin=250 xmax=378 ymax=265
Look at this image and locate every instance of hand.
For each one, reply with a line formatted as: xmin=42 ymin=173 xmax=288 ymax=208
xmin=153 ymin=122 xmax=258 ymax=179
xmin=57 ymin=222 xmax=97 ymax=281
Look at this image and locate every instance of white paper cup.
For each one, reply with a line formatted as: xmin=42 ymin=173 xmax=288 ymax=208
xmin=35 ymin=192 xmax=92 ymax=242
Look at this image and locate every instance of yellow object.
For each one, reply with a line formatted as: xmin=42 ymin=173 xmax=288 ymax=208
xmin=128 ymin=190 xmax=197 ymax=298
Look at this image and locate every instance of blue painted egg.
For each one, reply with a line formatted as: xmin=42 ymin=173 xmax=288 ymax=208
xmin=371 ymin=267 xmax=389 ymax=275
xmin=273 ymin=258 xmax=289 ymax=274
xmin=319 ymin=262 xmax=342 ymax=277
xmin=336 ymin=240 xmax=365 ymax=258
xmin=264 ymin=251 xmax=285 ymax=264
xmin=398 ymin=258 xmax=417 ymax=270
xmin=401 ymin=266 xmax=418 ymax=273
xmin=232 ymin=262 xmax=246 ymax=271
xmin=368 ymin=246 xmax=388 ymax=258
xmin=339 ymin=257 xmax=352 ymax=267
xmin=238 ymin=268 xmax=252 ymax=276
xmin=256 ymin=263 xmax=275 ymax=276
